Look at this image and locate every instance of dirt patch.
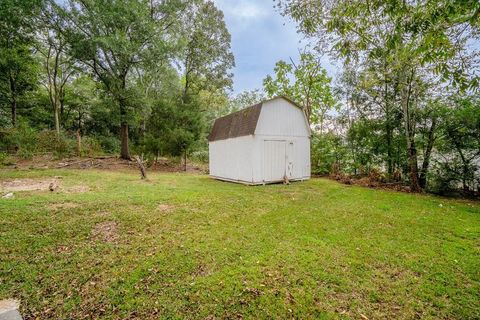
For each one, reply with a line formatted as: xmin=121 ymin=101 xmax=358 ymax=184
xmin=6 ymin=155 xmax=207 ymax=173
xmin=49 ymin=202 xmax=80 ymax=210
xmin=1 ymin=178 xmax=61 ymax=192
xmin=91 ymin=221 xmax=118 ymax=243
xmin=56 ymin=245 xmax=72 ymax=254
xmin=157 ymin=204 xmax=175 ymax=213
xmin=193 ymin=264 xmax=212 ymax=277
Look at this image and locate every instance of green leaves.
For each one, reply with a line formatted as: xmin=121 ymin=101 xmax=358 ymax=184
xmin=180 ymin=0 xmax=234 ymax=98
xmin=263 ymin=52 xmax=337 ymax=127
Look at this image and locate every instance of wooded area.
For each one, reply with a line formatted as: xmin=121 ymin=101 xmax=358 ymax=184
xmin=0 ymin=0 xmax=479 ymax=197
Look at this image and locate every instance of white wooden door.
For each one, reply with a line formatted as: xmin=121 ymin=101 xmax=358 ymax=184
xmin=263 ymin=140 xmax=286 ymax=182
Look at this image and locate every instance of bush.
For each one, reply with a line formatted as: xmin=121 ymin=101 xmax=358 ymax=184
xmin=0 ymin=151 xmax=15 ymax=166
xmin=37 ymin=130 xmax=76 ymax=158
xmin=96 ymin=135 xmax=120 ymax=154
xmin=0 ymin=122 xmax=38 ymax=156
xmin=311 ymin=132 xmax=347 ymax=175
xmin=190 ymin=150 xmax=208 ymax=163
xmin=81 ymin=136 xmax=103 ymax=157
xmin=0 ymin=122 xmax=117 ymax=159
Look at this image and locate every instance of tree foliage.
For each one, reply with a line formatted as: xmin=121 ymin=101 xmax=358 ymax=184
xmin=277 ymin=0 xmax=480 ymax=194
xmin=263 ymin=52 xmax=336 ymax=127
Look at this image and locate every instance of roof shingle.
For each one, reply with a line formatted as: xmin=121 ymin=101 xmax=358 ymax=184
xmin=208 ymin=102 xmax=263 ymax=142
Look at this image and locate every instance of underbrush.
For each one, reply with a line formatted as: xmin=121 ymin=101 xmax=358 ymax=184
xmin=0 ymin=123 xmax=114 ymax=160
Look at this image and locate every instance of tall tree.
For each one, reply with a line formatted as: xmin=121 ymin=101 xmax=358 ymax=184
xmin=276 ymin=0 xmax=479 ymax=191
xmin=180 ymin=0 xmax=234 ymax=101
xmin=437 ymin=95 xmax=480 ymax=193
xmin=64 ymin=0 xmax=183 ymax=159
xmin=0 ymin=0 xmax=43 ymax=126
xmin=263 ymin=52 xmax=336 ymax=129
xmin=175 ymin=0 xmax=234 ymax=167
xmin=38 ymin=1 xmax=77 ymax=135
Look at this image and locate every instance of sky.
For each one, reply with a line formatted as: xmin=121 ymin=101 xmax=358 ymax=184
xmin=213 ymin=0 xmax=337 ymax=94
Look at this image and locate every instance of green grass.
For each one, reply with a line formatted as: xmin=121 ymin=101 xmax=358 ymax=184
xmin=1 ymin=169 xmax=479 ymax=319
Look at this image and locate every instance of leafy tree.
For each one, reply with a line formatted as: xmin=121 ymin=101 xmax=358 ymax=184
xmin=145 ymin=96 xmax=204 ymax=167
xmin=435 ymin=96 xmax=480 ymax=194
xmin=220 ymin=89 xmax=265 ymax=116
xmin=0 ymin=0 xmax=43 ymax=126
xmin=63 ymin=75 xmax=99 ymax=133
xmin=263 ymin=52 xmax=336 ymax=129
xmin=175 ymin=0 xmax=234 ymax=165
xmin=38 ymin=1 xmax=77 ymax=135
xmin=276 ymin=0 xmax=479 ymax=191
xmin=180 ymin=0 xmax=234 ymax=100
xmin=311 ymin=132 xmax=347 ymax=175
xmin=64 ymin=0 xmax=183 ymax=159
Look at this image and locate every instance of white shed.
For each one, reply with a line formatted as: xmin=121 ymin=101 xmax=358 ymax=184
xmin=208 ymin=96 xmax=311 ymax=184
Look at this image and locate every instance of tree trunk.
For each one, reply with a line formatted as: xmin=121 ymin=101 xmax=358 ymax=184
xmin=407 ymin=142 xmax=421 ymax=192
xmin=454 ymin=143 xmax=470 ymax=193
xmin=120 ymin=122 xmax=130 ymax=160
xmin=9 ymin=74 xmax=17 ymax=127
xmin=11 ymin=99 xmax=17 ymax=127
xmin=384 ymin=67 xmax=393 ymax=178
xmin=184 ymin=149 xmax=187 ymax=172
xmin=402 ymin=69 xmax=421 ymax=192
xmin=386 ymin=121 xmax=393 ymax=177
xmin=54 ymin=105 xmax=60 ymax=136
xmin=76 ymin=129 xmax=82 ymax=157
xmin=463 ymin=164 xmax=469 ymax=192
xmin=419 ymin=118 xmax=436 ymax=189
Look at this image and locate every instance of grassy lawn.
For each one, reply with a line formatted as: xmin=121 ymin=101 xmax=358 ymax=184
xmin=1 ymin=169 xmax=479 ymax=319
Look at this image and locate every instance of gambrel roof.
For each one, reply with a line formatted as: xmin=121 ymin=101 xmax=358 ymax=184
xmin=208 ymin=103 xmax=262 ymax=142
xmin=208 ymin=96 xmax=304 ymax=142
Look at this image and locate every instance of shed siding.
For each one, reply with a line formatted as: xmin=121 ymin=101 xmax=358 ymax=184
xmin=254 ymin=98 xmax=310 ymax=138
xmin=209 ymin=135 xmax=254 ymax=183
xmin=209 ymin=97 xmax=310 ymax=184
xmin=251 ymin=135 xmax=310 ymax=183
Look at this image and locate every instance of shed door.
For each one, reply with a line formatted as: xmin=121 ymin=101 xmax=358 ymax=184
xmin=263 ymin=140 xmax=286 ymax=182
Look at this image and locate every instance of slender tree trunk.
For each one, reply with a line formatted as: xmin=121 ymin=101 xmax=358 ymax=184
xmin=454 ymin=143 xmax=470 ymax=193
xmin=419 ymin=118 xmax=436 ymax=189
xmin=54 ymin=103 xmax=60 ymax=136
xmin=11 ymin=98 xmax=17 ymax=127
xmin=407 ymin=140 xmax=421 ymax=192
xmin=386 ymin=121 xmax=393 ymax=177
xmin=118 ymin=91 xmax=130 ymax=159
xmin=402 ymin=69 xmax=421 ymax=192
xmin=184 ymin=149 xmax=187 ymax=172
xmin=76 ymin=129 xmax=82 ymax=157
xmin=384 ymin=66 xmax=393 ymax=178
xmin=463 ymin=164 xmax=468 ymax=192
xmin=9 ymin=74 xmax=17 ymax=127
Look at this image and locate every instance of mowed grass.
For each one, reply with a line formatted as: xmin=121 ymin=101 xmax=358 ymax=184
xmin=0 ymin=169 xmax=479 ymax=319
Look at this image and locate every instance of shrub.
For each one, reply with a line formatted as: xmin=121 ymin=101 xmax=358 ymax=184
xmin=0 ymin=122 xmax=38 ymax=156
xmin=0 ymin=122 xmax=116 ymax=159
xmin=81 ymin=136 xmax=103 ymax=157
xmin=36 ymin=130 xmax=76 ymax=158
xmin=190 ymin=150 xmax=208 ymax=163
xmin=0 ymin=152 xmax=15 ymax=166
xmin=97 ymin=136 xmax=120 ymax=154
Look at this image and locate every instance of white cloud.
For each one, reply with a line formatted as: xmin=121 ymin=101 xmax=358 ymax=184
xmin=213 ymin=0 xmax=337 ymax=93
xmin=214 ymin=0 xmax=267 ymax=20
